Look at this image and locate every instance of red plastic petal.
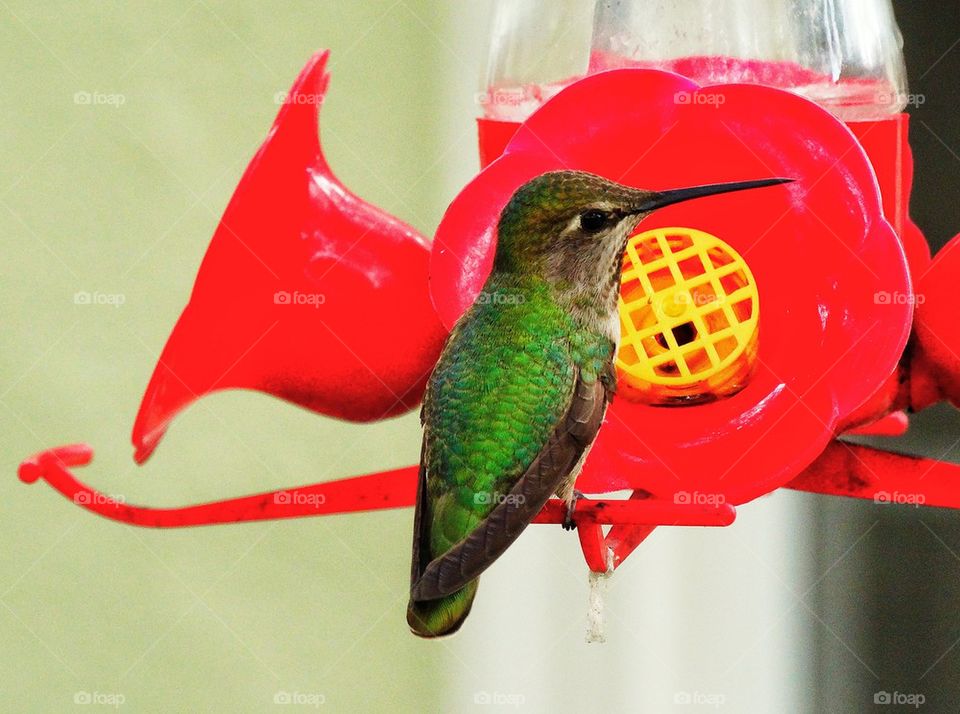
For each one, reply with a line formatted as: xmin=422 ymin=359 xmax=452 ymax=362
xmin=132 ymin=52 xmax=447 ymax=463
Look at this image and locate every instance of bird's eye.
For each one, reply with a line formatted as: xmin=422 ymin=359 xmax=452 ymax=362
xmin=579 ymin=210 xmax=609 ymax=233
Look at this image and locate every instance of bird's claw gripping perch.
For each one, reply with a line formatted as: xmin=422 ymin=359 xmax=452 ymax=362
xmin=563 ymin=489 xmax=585 ymax=531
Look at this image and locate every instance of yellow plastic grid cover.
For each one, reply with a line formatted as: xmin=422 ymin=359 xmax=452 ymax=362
xmin=616 ymin=227 xmax=759 ymax=391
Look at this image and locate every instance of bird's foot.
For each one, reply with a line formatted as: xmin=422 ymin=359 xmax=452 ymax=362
xmin=563 ymin=489 xmax=585 ymax=531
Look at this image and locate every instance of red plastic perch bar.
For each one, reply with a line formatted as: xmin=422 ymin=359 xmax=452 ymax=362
xmin=17 ymin=444 xmax=418 ymax=527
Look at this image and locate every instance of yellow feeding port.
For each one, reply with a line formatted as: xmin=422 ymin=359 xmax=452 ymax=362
xmin=616 ymin=227 xmax=760 ymax=405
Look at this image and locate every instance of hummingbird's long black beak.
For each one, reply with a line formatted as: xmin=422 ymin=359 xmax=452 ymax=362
xmin=635 ymin=177 xmax=794 ymax=213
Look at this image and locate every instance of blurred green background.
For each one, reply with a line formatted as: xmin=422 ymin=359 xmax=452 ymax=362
xmin=0 ymin=2 xmax=477 ymax=711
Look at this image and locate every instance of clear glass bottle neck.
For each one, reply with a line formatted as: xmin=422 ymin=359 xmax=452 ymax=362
xmin=480 ymin=0 xmax=908 ymax=123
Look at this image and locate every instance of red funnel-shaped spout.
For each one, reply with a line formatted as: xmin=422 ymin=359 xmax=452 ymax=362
xmin=132 ymin=51 xmax=447 ymax=463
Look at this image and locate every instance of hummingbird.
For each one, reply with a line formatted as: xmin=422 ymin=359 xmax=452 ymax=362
xmin=407 ymin=170 xmax=791 ymax=637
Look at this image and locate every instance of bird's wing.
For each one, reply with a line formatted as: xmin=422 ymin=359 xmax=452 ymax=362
xmin=409 ymin=434 xmax=431 ymax=587
xmin=410 ymin=368 xmax=611 ymax=602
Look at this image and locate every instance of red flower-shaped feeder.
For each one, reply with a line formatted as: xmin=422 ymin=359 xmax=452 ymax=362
xmin=18 ymin=51 xmax=960 ymax=575
xmin=433 ymin=68 xmax=910 ymax=505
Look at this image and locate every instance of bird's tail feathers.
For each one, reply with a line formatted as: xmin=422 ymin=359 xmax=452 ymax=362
xmin=406 ymin=580 xmax=479 ymax=638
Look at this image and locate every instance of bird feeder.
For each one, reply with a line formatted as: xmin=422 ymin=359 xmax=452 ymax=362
xmin=18 ymin=1 xmax=960 ymax=577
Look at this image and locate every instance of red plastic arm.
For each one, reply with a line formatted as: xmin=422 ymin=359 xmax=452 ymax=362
xmin=18 ymin=445 xmax=418 ymax=527
xmin=787 ymin=441 xmax=960 ymax=507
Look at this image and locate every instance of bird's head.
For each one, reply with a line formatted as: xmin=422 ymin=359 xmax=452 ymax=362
xmin=493 ymin=170 xmax=790 ymax=300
